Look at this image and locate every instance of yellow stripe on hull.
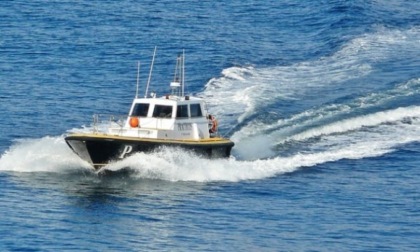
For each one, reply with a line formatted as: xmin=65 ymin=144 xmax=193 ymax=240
xmin=66 ymin=133 xmax=234 ymax=145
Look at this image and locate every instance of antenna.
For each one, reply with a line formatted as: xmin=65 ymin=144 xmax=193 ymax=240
xmin=135 ymin=61 xmax=140 ymax=98
xmin=182 ymin=49 xmax=185 ymax=97
xmin=170 ymin=54 xmax=182 ymax=96
xmin=145 ymin=46 xmax=157 ymax=98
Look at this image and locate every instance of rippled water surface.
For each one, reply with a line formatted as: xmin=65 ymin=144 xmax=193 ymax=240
xmin=1 ymin=1 xmax=419 ymax=251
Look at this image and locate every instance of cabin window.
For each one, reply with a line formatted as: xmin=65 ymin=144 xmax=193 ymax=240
xmin=153 ymin=105 xmax=173 ymax=118
xmin=190 ymin=104 xmax=203 ymax=117
xmin=176 ymin=105 xmax=189 ymax=118
xmin=131 ymin=103 xmax=150 ymax=117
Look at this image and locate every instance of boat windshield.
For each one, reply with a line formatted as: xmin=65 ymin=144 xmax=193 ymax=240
xmin=153 ymin=105 xmax=173 ymax=118
xmin=176 ymin=105 xmax=188 ymax=118
xmin=190 ymin=104 xmax=203 ymax=117
xmin=131 ymin=103 xmax=150 ymax=117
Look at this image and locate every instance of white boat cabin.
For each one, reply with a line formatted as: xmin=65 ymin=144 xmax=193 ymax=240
xmin=107 ymin=95 xmax=214 ymax=140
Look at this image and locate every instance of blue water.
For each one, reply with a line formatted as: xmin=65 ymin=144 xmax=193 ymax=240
xmin=1 ymin=0 xmax=419 ymax=251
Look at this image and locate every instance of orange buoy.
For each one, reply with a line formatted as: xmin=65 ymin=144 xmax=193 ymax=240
xmin=129 ymin=117 xmax=139 ymax=128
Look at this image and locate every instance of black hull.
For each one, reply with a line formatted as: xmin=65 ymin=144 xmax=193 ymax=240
xmin=65 ymin=134 xmax=234 ymax=169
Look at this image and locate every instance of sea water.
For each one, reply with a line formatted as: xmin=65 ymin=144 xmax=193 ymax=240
xmin=0 ymin=1 xmax=419 ymax=251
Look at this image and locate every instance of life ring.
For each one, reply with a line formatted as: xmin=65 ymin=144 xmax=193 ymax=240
xmin=129 ymin=117 xmax=139 ymax=128
xmin=209 ymin=115 xmax=218 ymax=133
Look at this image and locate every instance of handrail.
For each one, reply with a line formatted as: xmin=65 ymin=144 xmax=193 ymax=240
xmin=92 ymin=114 xmax=127 ymax=133
xmin=91 ymin=113 xmax=222 ymax=138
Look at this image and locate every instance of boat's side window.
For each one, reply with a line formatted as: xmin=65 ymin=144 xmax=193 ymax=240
xmin=190 ymin=104 xmax=203 ymax=117
xmin=153 ymin=105 xmax=173 ymax=118
xmin=131 ymin=103 xmax=150 ymax=117
xmin=176 ymin=105 xmax=189 ymax=118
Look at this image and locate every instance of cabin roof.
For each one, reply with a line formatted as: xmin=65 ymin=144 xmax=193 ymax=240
xmin=132 ymin=95 xmax=204 ymax=106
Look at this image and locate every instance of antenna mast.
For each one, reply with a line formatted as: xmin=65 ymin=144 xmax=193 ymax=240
xmin=182 ymin=49 xmax=185 ymax=97
xmin=145 ymin=46 xmax=157 ymax=98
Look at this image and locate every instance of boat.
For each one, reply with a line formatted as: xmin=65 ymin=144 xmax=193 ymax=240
xmin=65 ymin=49 xmax=234 ymax=170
